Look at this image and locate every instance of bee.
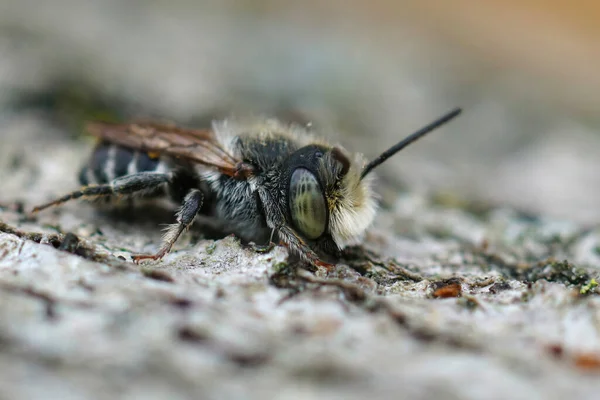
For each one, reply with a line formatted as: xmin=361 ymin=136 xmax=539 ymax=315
xmin=32 ymin=108 xmax=462 ymax=266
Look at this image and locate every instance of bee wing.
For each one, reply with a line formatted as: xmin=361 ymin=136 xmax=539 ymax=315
xmin=86 ymin=121 xmax=241 ymax=176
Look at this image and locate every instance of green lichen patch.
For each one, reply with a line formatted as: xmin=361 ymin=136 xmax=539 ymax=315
xmin=470 ymin=247 xmax=591 ymax=286
xmin=579 ymin=278 xmax=598 ymax=296
xmin=205 ymin=242 xmax=217 ymax=255
xmin=523 ymin=260 xmax=590 ymax=285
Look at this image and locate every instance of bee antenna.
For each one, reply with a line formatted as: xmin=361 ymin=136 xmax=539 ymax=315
xmin=360 ymin=107 xmax=462 ymax=180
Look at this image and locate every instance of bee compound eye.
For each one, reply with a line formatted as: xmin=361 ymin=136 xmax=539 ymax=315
xmin=289 ymin=168 xmax=327 ymax=239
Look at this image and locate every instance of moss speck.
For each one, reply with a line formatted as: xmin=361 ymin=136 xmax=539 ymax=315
xmin=272 ymin=262 xmax=288 ymax=273
xmin=525 ymin=260 xmax=589 ymax=285
xmin=205 ymin=242 xmax=217 ymax=255
xmin=580 ymin=278 xmax=598 ymax=296
xmin=457 ymin=296 xmax=480 ymax=311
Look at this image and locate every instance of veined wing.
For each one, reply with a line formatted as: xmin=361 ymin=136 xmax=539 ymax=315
xmin=86 ymin=121 xmax=240 ymax=176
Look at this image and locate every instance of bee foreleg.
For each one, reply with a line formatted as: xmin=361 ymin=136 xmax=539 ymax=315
xmin=31 ymin=172 xmax=172 ymax=213
xmin=132 ymin=189 xmax=203 ymax=263
xmin=278 ymin=226 xmax=334 ymax=269
xmin=257 ymin=187 xmax=333 ymax=268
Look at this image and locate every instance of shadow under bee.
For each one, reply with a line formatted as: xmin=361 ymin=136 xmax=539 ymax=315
xmin=91 ymin=200 xmax=228 ymax=241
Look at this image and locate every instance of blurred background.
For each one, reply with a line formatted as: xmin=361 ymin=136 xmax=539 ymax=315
xmin=2 ymin=0 xmax=600 ymax=224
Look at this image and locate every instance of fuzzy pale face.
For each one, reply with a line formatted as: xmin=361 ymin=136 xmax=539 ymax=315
xmin=319 ymin=151 xmax=378 ymax=247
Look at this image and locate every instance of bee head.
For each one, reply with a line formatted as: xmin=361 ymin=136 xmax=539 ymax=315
xmin=284 ymin=144 xmax=376 ymax=248
xmin=286 ymin=107 xmax=462 ymax=248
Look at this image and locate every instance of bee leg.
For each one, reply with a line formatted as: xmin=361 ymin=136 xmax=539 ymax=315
xmin=278 ymin=225 xmax=334 ymax=269
xmin=257 ymin=187 xmax=333 ymax=269
xmin=132 ymin=189 xmax=203 ymax=263
xmin=31 ymin=172 xmax=172 ymax=214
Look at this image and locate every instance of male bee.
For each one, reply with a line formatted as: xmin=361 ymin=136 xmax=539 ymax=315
xmin=32 ymin=108 xmax=461 ymax=266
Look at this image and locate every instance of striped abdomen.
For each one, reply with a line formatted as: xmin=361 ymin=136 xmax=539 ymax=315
xmin=79 ymin=141 xmax=169 ymax=186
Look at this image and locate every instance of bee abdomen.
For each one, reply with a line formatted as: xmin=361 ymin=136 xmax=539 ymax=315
xmin=79 ymin=142 xmax=166 ymax=185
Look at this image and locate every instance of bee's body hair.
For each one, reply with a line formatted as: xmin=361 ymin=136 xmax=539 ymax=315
xmin=70 ymin=119 xmax=369 ymax=262
xmin=33 ymin=109 xmax=461 ymax=265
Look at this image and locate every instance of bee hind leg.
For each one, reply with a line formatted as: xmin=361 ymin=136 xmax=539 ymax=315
xmin=132 ymin=189 xmax=203 ymax=263
xmin=31 ymin=172 xmax=172 ymax=214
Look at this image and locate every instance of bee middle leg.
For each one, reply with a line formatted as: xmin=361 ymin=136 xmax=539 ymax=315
xmin=131 ymin=189 xmax=203 ymax=263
